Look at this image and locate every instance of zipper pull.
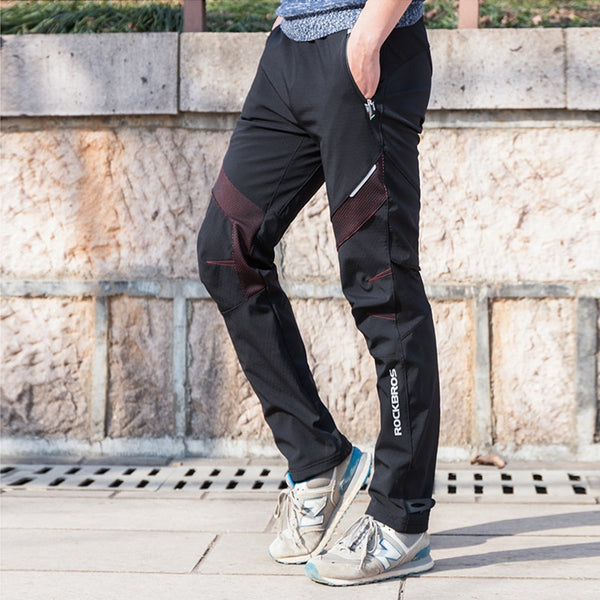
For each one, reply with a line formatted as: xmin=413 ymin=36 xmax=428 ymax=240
xmin=364 ymin=99 xmax=376 ymax=120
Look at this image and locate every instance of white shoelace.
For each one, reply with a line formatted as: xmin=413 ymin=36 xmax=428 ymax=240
xmin=273 ymin=487 xmax=310 ymax=550
xmin=336 ymin=514 xmax=382 ymax=568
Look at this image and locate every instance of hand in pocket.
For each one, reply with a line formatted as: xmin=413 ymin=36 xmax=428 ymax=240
xmin=346 ymin=32 xmax=381 ymax=99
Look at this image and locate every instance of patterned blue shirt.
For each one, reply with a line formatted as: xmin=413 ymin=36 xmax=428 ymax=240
xmin=277 ymin=1 xmax=424 ymax=41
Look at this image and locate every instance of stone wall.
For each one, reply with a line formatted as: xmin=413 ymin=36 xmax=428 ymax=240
xmin=1 ymin=29 xmax=599 ymax=461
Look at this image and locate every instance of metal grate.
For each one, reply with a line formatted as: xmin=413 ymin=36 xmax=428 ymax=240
xmin=433 ymin=470 xmax=595 ymax=499
xmin=1 ymin=465 xmax=597 ymax=498
xmin=0 ymin=464 xmax=292 ymax=492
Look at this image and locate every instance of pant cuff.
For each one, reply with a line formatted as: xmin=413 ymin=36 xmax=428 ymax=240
xmin=288 ymin=438 xmax=353 ymax=483
xmin=366 ymin=499 xmax=431 ymax=534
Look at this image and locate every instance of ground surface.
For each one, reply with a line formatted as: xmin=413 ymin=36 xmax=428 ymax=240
xmin=1 ymin=459 xmax=599 ymax=599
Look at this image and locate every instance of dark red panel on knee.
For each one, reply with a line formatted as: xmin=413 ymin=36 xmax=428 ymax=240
xmin=331 ymin=155 xmax=388 ymax=250
xmin=211 ymin=168 xmax=265 ymax=299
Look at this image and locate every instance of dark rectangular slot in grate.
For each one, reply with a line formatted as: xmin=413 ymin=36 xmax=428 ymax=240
xmin=34 ymin=467 xmax=52 ymax=474
xmin=448 ymin=473 xmax=457 ymax=480
xmin=200 ymin=480 xmax=212 ymax=489
xmin=501 ymin=473 xmax=512 ymax=481
xmin=533 ymin=474 xmax=543 ymax=481
xmin=252 ymin=481 xmax=264 ymax=489
xmin=448 ymin=485 xmax=457 ymax=494
xmin=474 ymin=473 xmax=483 ymax=481
xmin=10 ymin=477 xmax=33 ymax=486
xmin=535 ymin=485 xmax=547 ymax=494
xmin=174 ymin=481 xmax=186 ymax=489
xmin=0 ymin=467 xmax=15 ymax=474
xmin=260 ymin=469 xmax=270 ymax=477
xmin=148 ymin=469 xmax=160 ymax=476
xmin=210 ymin=469 xmax=221 ymax=477
xmin=78 ymin=479 xmax=94 ymax=488
xmin=235 ymin=469 xmax=246 ymax=477
xmin=123 ymin=468 xmax=136 ymax=475
xmin=137 ymin=480 xmax=149 ymax=488
xmin=108 ymin=479 xmax=123 ymax=488
xmin=474 ymin=485 xmax=483 ymax=494
xmin=185 ymin=469 xmax=195 ymax=477
xmin=49 ymin=478 xmax=65 ymax=487
xmin=226 ymin=480 xmax=238 ymax=490
xmin=95 ymin=468 xmax=109 ymax=475
xmin=572 ymin=485 xmax=587 ymax=495
xmin=65 ymin=467 xmax=80 ymax=475
xmin=568 ymin=474 xmax=581 ymax=481
xmin=502 ymin=485 xmax=514 ymax=494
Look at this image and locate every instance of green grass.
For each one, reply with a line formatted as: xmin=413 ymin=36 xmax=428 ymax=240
xmin=1 ymin=0 xmax=599 ymax=34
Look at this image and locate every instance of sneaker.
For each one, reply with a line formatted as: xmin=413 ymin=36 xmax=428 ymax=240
xmin=268 ymin=446 xmax=372 ymax=564
xmin=305 ymin=514 xmax=433 ymax=586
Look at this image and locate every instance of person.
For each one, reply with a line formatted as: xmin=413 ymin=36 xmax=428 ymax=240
xmin=197 ymin=0 xmax=440 ymax=586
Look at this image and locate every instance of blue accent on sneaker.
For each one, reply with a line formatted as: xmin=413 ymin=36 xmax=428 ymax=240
xmin=305 ymin=561 xmax=322 ymax=582
xmin=285 ymin=472 xmax=295 ymax=488
xmin=339 ymin=446 xmax=363 ymax=494
xmin=413 ymin=546 xmax=431 ymax=561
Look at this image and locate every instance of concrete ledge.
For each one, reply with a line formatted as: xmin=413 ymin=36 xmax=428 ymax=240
xmin=428 ymin=29 xmax=565 ymax=109
xmin=2 ymin=436 xmax=600 ymax=462
xmin=179 ymin=32 xmax=268 ymax=113
xmin=2 ymin=29 xmax=598 ymax=116
xmin=566 ymin=29 xmax=600 ymax=110
xmin=0 ymin=33 xmax=179 ymax=116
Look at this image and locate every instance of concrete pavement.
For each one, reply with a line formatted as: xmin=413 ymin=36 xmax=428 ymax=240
xmin=1 ymin=459 xmax=599 ymax=600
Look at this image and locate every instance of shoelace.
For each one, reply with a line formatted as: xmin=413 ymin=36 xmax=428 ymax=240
xmin=273 ymin=487 xmax=310 ymax=550
xmin=337 ymin=514 xmax=382 ymax=568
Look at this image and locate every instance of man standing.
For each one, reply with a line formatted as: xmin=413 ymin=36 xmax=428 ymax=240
xmin=197 ymin=0 xmax=440 ymax=586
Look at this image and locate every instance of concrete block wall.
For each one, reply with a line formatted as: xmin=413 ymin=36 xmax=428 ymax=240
xmin=1 ymin=29 xmax=599 ymax=461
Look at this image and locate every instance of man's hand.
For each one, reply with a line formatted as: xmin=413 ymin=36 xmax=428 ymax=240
xmin=345 ymin=0 xmax=413 ymax=99
xmin=346 ymin=33 xmax=381 ymax=99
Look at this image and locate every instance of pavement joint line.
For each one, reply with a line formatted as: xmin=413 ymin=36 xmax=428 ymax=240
xmin=190 ymin=534 xmax=219 ymax=574
xmin=0 ymin=569 xmax=595 ymax=581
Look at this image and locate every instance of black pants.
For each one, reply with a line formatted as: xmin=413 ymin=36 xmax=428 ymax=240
xmin=197 ymin=19 xmax=440 ymax=534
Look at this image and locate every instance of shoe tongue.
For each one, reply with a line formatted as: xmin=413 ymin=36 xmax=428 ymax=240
xmin=296 ymin=467 xmax=334 ymax=490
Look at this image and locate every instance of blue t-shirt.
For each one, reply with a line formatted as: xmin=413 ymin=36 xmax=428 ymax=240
xmin=277 ymin=1 xmax=424 ymax=41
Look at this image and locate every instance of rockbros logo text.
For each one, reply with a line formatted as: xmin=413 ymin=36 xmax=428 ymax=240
xmin=389 ymin=368 xmax=402 ymax=437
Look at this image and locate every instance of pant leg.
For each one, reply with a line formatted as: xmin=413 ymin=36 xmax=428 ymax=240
xmin=301 ymin=21 xmax=440 ymax=533
xmin=197 ymin=29 xmax=352 ymax=482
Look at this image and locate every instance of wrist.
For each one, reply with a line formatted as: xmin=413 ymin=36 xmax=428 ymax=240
xmin=348 ymin=27 xmax=383 ymax=56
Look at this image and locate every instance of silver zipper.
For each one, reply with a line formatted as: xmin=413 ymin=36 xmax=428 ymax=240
xmin=364 ymin=99 xmax=376 ymax=120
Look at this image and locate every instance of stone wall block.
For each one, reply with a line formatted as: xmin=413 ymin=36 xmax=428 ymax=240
xmin=431 ymin=300 xmax=475 ymax=446
xmin=491 ymin=299 xmax=576 ymax=445
xmin=428 ymin=29 xmax=565 ymax=109
xmin=0 ymin=128 xmax=229 ymax=280
xmin=566 ymin=29 xmax=600 ymax=110
xmin=279 ymin=187 xmax=340 ymax=285
xmin=180 ymin=33 xmax=268 ymax=113
xmin=107 ymin=296 xmax=174 ymax=438
xmin=291 ymin=299 xmax=380 ymax=443
xmin=188 ymin=301 xmax=272 ymax=442
xmin=0 ymin=34 xmax=178 ymax=116
xmin=419 ymin=128 xmax=600 ymax=284
xmin=0 ymin=297 xmax=93 ymax=438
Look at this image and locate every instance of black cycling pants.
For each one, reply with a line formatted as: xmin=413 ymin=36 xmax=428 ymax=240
xmin=197 ymin=19 xmax=440 ymax=534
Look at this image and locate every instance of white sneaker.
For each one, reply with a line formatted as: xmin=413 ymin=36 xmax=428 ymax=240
xmin=305 ymin=514 xmax=433 ymax=586
xmin=268 ymin=446 xmax=372 ymax=564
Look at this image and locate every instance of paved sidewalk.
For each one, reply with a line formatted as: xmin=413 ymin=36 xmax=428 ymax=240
xmin=1 ymin=459 xmax=599 ymax=600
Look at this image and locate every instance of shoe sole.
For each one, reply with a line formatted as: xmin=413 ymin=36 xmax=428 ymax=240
xmin=305 ymin=551 xmax=434 ymax=586
xmin=272 ymin=447 xmax=372 ymax=565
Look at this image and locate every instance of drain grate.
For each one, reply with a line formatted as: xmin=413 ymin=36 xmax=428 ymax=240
xmin=0 ymin=464 xmax=290 ymax=492
xmin=1 ymin=465 xmax=597 ymax=499
xmin=433 ymin=470 xmax=595 ymax=499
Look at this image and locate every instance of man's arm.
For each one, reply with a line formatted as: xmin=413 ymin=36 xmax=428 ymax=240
xmin=347 ymin=0 xmax=413 ymax=99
